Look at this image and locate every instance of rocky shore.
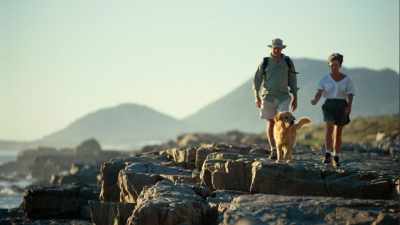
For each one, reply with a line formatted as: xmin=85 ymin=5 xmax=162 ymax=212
xmin=0 ymin=131 xmax=399 ymax=225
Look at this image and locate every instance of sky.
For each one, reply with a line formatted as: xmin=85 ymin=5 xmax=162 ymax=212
xmin=1 ymin=0 xmax=399 ymax=141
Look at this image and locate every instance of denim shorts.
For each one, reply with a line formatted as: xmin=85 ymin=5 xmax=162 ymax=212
xmin=322 ymin=99 xmax=350 ymax=126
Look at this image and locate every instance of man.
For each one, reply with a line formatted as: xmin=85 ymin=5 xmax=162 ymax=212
xmin=253 ymin=38 xmax=298 ymax=159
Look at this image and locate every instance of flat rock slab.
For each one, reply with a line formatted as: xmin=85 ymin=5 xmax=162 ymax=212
xmin=220 ymin=194 xmax=400 ymax=225
xmin=118 ymin=161 xmax=192 ymax=203
xmin=126 ymin=180 xmax=213 ymax=225
xmin=251 ymin=160 xmax=396 ymax=200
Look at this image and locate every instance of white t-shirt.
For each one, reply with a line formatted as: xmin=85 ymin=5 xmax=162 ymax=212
xmin=318 ymin=74 xmax=355 ymax=99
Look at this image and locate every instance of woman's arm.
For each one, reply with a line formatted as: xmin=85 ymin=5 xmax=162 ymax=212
xmin=311 ymin=89 xmax=323 ymax=105
xmin=346 ymin=94 xmax=354 ymax=114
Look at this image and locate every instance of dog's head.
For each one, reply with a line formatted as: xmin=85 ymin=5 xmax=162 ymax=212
xmin=274 ymin=111 xmax=296 ymax=126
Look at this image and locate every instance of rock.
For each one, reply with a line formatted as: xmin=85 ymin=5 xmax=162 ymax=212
xmin=75 ymin=138 xmax=102 ymax=158
xmin=160 ymin=146 xmax=197 ymax=169
xmin=372 ymin=212 xmax=400 ymax=225
xmin=118 ymin=161 xmax=192 ymax=203
xmin=177 ymin=133 xmax=221 ymax=147
xmin=176 ymin=131 xmax=265 ymax=148
xmin=195 ymin=143 xmax=251 ymax=169
xmin=126 ymin=180 xmax=214 ymax=225
xmin=22 ymin=184 xmax=98 ymax=219
xmin=50 ymin=164 xmax=98 ymax=186
xmin=200 ymin=152 xmax=259 ymax=192
xmin=0 ymin=218 xmax=92 ymax=225
xmin=99 ymin=156 xmax=167 ymax=202
xmin=89 ymin=200 xmax=135 ymax=225
xmin=30 ymin=154 xmax=75 ymax=183
xmin=376 ymin=131 xmax=400 ymax=159
xmin=207 ymin=190 xmax=247 ymax=224
xmin=220 ymin=194 xmax=400 ymax=225
xmin=250 ymin=160 xmax=395 ymax=199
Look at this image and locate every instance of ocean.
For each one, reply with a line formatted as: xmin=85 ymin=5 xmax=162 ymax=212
xmin=0 ymin=149 xmax=30 ymax=209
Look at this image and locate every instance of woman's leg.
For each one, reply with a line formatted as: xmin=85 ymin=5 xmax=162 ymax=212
xmin=325 ymin=122 xmax=335 ymax=152
xmin=334 ymin=125 xmax=344 ymax=154
xmin=324 ymin=122 xmax=334 ymax=163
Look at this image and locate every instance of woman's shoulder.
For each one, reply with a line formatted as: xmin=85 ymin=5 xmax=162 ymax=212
xmin=320 ymin=74 xmax=331 ymax=82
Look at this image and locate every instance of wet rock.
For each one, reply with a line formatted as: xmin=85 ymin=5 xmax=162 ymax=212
xmin=22 ymin=184 xmax=98 ymax=219
xmin=220 ymin=194 xmax=400 ymax=225
xmin=126 ymin=180 xmax=213 ymax=225
xmin=89 ymin=200 xmax=135 ymax=225
xmin=118 ymin=161 xmax=192 ymax=203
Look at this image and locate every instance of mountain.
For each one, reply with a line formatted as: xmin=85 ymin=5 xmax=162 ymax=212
xmin=183 ymin=58 xmax=399 ymax=133
xmin=2 ymin=58 xmax=398 ymax=150
xmin=36 ymin=103 xmax=185 ymax=149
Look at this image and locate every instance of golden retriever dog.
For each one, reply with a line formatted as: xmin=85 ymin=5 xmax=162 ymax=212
xmin=273 ymin=111 xmax=311 ymax=163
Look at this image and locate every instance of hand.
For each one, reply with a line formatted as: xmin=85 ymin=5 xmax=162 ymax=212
xmin=291 ymin=97 xmax=297 ymax=112
xmin=256 ymin=98 xmax=262 ymax=108
xmin=311 ymin=98 xmax=318 ymax=105
xmin=345 ymin=105 xmax=352 ymax=115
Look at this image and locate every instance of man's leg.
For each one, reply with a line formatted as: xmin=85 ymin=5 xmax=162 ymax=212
xmin=267 ymin=119 xmax=276 ymax=159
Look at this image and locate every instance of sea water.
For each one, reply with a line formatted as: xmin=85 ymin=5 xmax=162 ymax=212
xmin=0 ymin=150 xmax=30 ymax=209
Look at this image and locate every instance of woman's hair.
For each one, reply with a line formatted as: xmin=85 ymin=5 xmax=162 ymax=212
xmin=328 ymin=53 xmax=344 ymax=65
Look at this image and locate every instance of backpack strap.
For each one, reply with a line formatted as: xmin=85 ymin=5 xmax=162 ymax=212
xmin=284 ymin=56 xmax=299 ymax=74
xmin=262 ymin=56 xmax=298 ymax=74
xmin=261 ymin=57 xmax=269 ymax=73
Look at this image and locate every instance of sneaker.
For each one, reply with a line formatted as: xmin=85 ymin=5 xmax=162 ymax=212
xmin=323 ymin=152 xmax=332 ymax=164
xmin=333 ymin=156 xmax=340 ymax=168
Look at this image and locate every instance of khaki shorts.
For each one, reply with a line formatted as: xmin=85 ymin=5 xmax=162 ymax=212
xmin=260 ymin=97 xmax=290 ymax=120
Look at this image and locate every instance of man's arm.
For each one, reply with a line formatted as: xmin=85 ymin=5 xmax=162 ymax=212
xmin=253 ymin=62 xmax=263 ymax=106
xmin=287 ymin=58 xmax=298 ymax=98
xmin=287 ymin=58 xmax=298 ymax=111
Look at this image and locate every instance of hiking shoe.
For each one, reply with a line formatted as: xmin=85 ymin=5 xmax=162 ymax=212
xmin=333 ymin=156 xmax=340 ymax=168
xmin=323 ymin=152 xmax=332 ymax=164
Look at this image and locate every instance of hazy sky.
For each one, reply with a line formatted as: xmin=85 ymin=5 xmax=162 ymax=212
xmin=1 ymin=0 xmax=399 ymax=140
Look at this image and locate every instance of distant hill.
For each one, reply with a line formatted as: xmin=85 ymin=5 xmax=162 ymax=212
xmin=1 ymin=58 xmax=398 ymax=150
xmin=183 ymin=58 xmax=399 ymax=133
xmin=35 ymin=103 xmax=186 ymax=149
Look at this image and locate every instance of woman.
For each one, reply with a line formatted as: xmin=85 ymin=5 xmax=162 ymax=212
xmin=310 ymin=53 xmax=355 ymax=168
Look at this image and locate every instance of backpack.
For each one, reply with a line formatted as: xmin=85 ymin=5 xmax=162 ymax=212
xmin=260 ymin=56 xmax=298 ymax=75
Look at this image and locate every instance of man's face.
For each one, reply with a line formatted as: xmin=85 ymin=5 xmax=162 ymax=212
xmin=272 ymin=47 xmax=283 ymax=56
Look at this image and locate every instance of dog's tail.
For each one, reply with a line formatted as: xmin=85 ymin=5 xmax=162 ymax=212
xmin=295 ymin=117 xmax=312 ymax=129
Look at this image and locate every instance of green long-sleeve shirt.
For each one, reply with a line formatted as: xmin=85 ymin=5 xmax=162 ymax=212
xmin=253 ymin=54 xmax=298 ymax=103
